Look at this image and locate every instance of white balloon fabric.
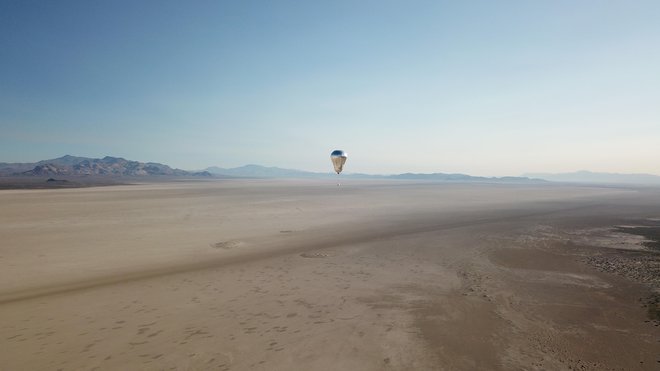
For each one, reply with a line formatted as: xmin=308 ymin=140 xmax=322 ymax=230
xmin=330 ymin=150 xmax=347 ymax=174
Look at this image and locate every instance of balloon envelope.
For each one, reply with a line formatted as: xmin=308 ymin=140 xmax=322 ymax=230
xmin=330 ymin=150 xmax=348 ymax=174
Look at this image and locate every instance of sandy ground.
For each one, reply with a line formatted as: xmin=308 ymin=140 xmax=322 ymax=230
xmin=1 ymin=180 xmax=659 ymax=370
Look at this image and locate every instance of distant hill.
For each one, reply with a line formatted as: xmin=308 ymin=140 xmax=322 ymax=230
xmin=386 ymin=173 xmax=542 ymax=182
xmin=0 ymin=155 xmax=211 ymax=177
xmin=524 ymin=170 xmax=660 ymax=185
xmin=205 ymin=164 xmax=543 ymax=183
xmin=206 ymin=164 xmax=319 ymax=178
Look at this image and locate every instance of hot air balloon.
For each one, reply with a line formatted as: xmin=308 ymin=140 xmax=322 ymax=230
xmin=330 ymin=150 xmax=347 ymax=174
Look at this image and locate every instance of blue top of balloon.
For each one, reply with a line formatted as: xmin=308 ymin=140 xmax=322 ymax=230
xmin=331 ymin=150 xmax=346 ymax=157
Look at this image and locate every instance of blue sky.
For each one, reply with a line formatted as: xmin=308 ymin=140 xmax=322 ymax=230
xmin=1 ymin=0 xmax=659 ymax=176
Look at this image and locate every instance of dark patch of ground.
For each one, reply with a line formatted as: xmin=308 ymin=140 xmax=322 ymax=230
xmin=616 ymin=224 xmax=660 ymax=250
xmin=0 ymin=176 xmax=126 ymax=189
xmin=643 ymin=295 xmax=660 ymax=321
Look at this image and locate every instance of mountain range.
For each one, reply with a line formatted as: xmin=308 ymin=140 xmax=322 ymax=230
xmin=0 ymin=155 xmax=211 ymax=177
xmin=524 ymin=170 xmax=660 ymax=185
xmin=204 ymin=165 xmax=543 ymax=183
xmin=0 ymin=155 xmax=543 ymax=183
xmin=11 ymin=155 xmax=655 ymax=185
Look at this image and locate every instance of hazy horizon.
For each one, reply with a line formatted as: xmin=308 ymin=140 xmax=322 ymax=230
xmin=5 ymin=153 xmax=660 ymax=181
xmin=2 ymin=1 xmax=659 ymax=176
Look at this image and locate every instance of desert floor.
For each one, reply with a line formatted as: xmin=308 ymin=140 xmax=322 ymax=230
xmin=1 ymin=180 xmax=659 ymax=370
